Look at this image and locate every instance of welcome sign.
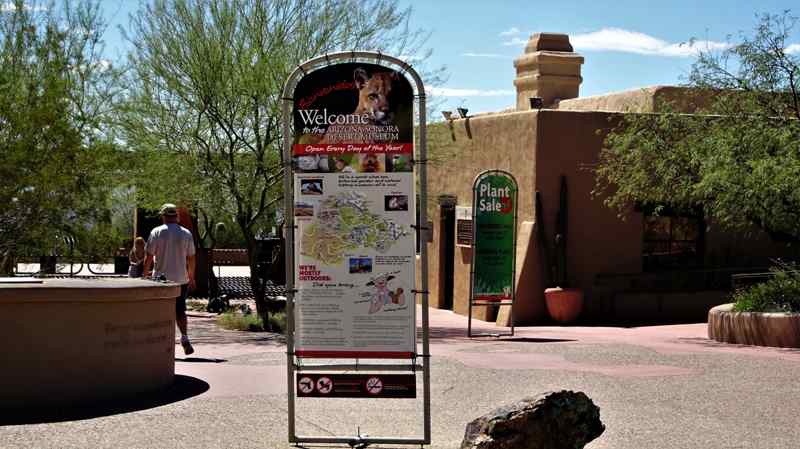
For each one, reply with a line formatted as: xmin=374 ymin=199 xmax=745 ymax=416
xmin=290 ymin=62 xmax=416 ymax=358
xmin=471 ymin=170 xmax=518 ymax=302
xmin=283 ymin=51 xmax=431 ymax=447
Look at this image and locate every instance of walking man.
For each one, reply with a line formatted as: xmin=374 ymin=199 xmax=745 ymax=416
xmin=144 ymin=203 xmax=197 ymax=355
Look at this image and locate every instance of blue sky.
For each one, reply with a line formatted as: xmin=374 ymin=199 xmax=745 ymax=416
xmin=91 ymin=0 xmax=800 ymax=114
xmin=405 ymin=0 xmax=800 ymax=113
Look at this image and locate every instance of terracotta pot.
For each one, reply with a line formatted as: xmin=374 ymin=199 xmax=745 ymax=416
xmin=544 ymin=287 xmax=584 ymax=324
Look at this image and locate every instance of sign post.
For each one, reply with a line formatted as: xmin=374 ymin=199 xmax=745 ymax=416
xmin=282 ymin=52 xmax=430 ymax=446
xmin=468 ymin=170 xmax=518 ymax=337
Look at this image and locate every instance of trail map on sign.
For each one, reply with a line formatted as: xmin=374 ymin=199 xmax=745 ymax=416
xmin=301 ymin=191 xmax=409 ymax=265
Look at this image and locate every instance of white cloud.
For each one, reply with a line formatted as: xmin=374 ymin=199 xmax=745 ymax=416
xmin=427 ymin=87 xmax=514 ymax=97
xmin=569 ymin=28 xmax=731 ymax=57
xmin=499 ymin=27 xmax=521 ymax=37
xmin=462 ymin=53 xmax=511 ymax=59
xmin=501 ymin=27 xmax=732 ymax=57
xmin=502 ymin=37 xmax=528 ymax=47
xmin=786 ymin=44 xmax=800 ymax=55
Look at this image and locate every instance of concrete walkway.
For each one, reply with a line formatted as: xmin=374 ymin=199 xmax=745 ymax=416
xmin=2 ymin=306 xmax=799 ymax=448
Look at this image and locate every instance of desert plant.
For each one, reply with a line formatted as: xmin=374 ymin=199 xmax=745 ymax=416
xmin=186 ymin=300 xmax=208 ymax=312
xmin=217 ymin=311 xmax=265 ymax=332
xmin=554 ymin=175 xmax=569 ymax=287
xmin=732 ymin=262 xmax=800 ymax=313
xmin=217 ymin=309 xmax=286 ymax=333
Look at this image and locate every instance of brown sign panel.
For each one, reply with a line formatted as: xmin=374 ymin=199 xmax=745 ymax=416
xmin=296 ymin=373 xmax=416 ymax=398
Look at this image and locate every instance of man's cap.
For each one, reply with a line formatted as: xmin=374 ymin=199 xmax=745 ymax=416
xmin=159 ymin=203 xmax=178 ymax=217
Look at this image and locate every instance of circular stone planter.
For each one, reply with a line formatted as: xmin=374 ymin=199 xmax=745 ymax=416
xmin=0 ymin=278 xmax=180 ymax=409
xmin=708 ymin=303 xmax=800 ymax=348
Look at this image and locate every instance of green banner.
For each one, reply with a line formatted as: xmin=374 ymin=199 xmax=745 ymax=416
xmin=472 ymin=171 xmax=517 ymax=302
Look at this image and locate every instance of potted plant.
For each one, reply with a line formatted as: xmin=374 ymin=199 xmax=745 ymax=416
xmin=542 ymin=176 xmax=584 ymax=323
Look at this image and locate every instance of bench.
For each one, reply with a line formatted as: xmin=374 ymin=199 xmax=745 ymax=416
xmin=592 ymin=267 xmax=770 ymax=321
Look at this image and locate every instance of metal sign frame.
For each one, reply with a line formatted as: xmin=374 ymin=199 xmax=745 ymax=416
xmin=281 ymin=51 xmax=430 ymax=447
xmin=468 ymin=169 xmax=518 ymax=338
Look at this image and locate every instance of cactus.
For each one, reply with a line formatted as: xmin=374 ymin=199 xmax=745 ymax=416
xmin=555 ymin=175 xmax=568 ymax=287
xmin=536 ymin=175 xmax=570 ymax=288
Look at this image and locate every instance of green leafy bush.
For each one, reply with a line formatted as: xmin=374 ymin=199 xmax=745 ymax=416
xmin=267 ymin=312 xmax=287 ymax=334
xmin=186 ymin=300 xmax=208 ymax=312
xmin=217 ymin=312 xmax=265 ymax=331
xmin=216 ymin=310 xmax=286 ymax=333
xmin=732 ymin=264 xmax=800 ymax=313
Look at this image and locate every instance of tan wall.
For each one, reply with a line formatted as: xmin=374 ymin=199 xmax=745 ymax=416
xmin=558 ymin=86 xmax=713 ymax=114
xmin=533 ymin=110 xmax=643 ymax=320
xmin=425 ymin=111 xmax=538 ymax=322
xmin=423 ymin=107 xmax=800 ymax=324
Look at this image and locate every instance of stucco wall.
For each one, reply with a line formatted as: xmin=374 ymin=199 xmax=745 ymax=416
xmin=425 ymin=111 xmax=538 ymax=322
xmin=422 ymin=107 xmax=800 ymax=324
xmin=533 ymin=110 xmax=644 ymax=320
xmin=558 ymin=86 xmax=711 ymax=114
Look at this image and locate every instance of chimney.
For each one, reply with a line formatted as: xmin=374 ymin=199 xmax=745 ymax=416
xmin=513 ymin=33 xmax=583 ymax=110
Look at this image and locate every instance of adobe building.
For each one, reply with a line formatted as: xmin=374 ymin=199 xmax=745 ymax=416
xmin=424 ymin=33 xmax=799 ymax=325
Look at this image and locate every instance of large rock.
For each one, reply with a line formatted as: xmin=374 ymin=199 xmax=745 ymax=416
xmin=461 ymin=390 xmax=604 ymax=449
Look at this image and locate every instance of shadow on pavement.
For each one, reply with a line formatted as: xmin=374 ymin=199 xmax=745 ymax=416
xmin=496 ymin=337 xmax=576 ymax=343
xmin=423 ymin=326 xmax=577 ymax=343
xmin=176 ymin=357 xmax=227 ymax=363
xmin=678 ymin=337 xmax=800 ymax=353
xmin=0 ymin=375 xmax=209 ymax=426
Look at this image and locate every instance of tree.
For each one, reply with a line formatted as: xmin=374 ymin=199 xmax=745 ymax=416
xmin=595 ymin=11 xmax=800 ymax=243
xmin=120 ymin=0 xmax=441 ymax=326
xmin=0 ymin=0 xmax=123 ymax=274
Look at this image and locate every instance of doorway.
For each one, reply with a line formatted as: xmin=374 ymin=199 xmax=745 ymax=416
xmin=438 ymin=195 xmax=456 ymax=310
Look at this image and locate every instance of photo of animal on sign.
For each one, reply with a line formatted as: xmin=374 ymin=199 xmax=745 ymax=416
xmin=292 ymin=62 xmax=413 ymax=148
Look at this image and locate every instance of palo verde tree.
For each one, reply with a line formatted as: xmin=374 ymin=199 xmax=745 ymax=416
xmin=595 ymin=11 xmax=800 ymax=244
xmin=120 ymin=0 xmax=442 ymax=325
xmin=0 ymin=0 xmax=123 ymax=275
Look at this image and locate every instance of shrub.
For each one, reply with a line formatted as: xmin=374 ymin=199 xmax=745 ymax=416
xmin=732 ymin=263 xmax=800 ymax=313
xmin=267 ymin=312 xmax=287 ymax=334
xmin=216 ymin=310 xmax=287 ymax=333
xmin=186 ymin=300 xmax=207 ymax=312
xmin=217 ymin=311 xmax=265 ymax=331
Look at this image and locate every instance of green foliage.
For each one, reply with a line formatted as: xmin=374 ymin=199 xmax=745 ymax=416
xmin=596 ymin=12 xmax=800 ymax=242
xmin=268 ymin=311 xmax=287 ymax=334
xmin=120 ymin=0 xmax=442 ymax=321
xmin=0 ymin=1 xmax=125 ymax=273
xmin=218 ymin=310 xmax=265 ymax=331
xmin=186 ymin=299 xmax=208 ymax=312
xmin=217 ymin=309 xmax=286 ymax=333
xmin=732 ymin=263 xmax=800 ymax=313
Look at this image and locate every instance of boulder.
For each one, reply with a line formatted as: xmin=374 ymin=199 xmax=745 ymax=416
xmin=461 ymin=390 xmax=604 ymax=449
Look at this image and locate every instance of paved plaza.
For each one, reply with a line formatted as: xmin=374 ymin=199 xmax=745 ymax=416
xmin=2 ymin=306 xmax=799 ymax=448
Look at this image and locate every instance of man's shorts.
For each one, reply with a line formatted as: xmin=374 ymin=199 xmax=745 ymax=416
xmin=176 ymin=284 xmax=189 ymax=316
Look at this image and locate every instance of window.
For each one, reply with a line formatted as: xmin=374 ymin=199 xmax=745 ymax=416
xmin=642 ymin=207 xmax=703 ymax=271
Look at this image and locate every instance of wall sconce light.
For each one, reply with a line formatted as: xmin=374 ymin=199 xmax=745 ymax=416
xmin=529 ymin=97 xmax=544 ymax=109
xmin=442 ymin=111 xmax=453 ymax=121
xmin=457 ymin=107 xmax=469 ymax=119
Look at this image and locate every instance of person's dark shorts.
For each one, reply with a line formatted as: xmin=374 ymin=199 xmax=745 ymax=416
xmin=176 ymin=284 xmax=189 ymax=316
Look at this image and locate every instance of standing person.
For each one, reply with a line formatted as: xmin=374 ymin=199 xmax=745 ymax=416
xmin=128 ymin=237 xmax=146 ymax=278
xmin=143 ymin=203 xmax=197 ymax=355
